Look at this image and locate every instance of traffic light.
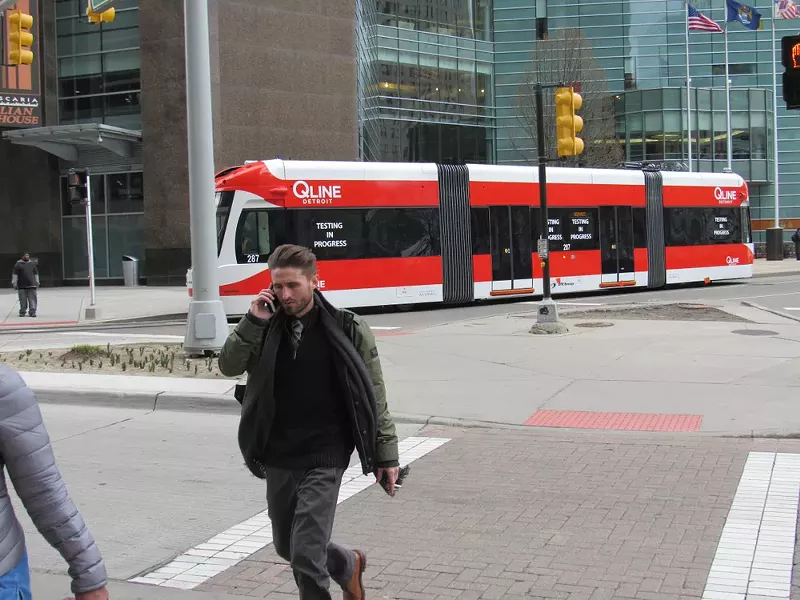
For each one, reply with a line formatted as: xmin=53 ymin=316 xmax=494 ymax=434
xmin=8 ymin=9 xmax=34 ymax=66
xmin=67 ymin=169 xmax=87 ymax=205
xmin=555 ymin=86 xmax=584 ymax=157
xmin=782 ymin=35 xmax=800 ymax=110
xmin=86 ymin=1 xmax=115 ymax=23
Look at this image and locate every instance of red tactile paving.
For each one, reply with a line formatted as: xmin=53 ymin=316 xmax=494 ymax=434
xmin=524 ymin=410 xmax=703 ymax=432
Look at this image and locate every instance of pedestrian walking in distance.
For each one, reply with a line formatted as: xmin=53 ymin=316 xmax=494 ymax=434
xmin=11 ymin=254 xmax=39 ymax=318
xmin=219 ymin=244 xmax=400 ymax=600
xmin=0 ymin=366 xmax=109 ymax=599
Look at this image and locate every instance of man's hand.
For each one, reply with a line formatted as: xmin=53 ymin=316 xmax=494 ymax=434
xmin=71 ymin=586 xmax=110 ymax=600
xmin=250 ymin=288 xmax=276 ymax=321
xmin=376 ymin=466 xmax=400 ymax=496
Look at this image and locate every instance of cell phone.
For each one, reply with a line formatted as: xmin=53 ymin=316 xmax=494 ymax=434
xmin=264 ymin=284 xmax=276 ymax=314
xmin=379 ymin=465 xmax=410 ymax=497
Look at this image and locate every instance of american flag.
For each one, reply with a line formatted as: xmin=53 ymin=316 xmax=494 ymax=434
xmin=775 ymin=0 xmax=800 ymax=19
xmin=688 ymin=3 xmax=723 ymax=32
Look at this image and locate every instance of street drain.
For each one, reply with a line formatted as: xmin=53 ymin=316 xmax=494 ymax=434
xmin=574 ymin=322 xmax=614 ymax=328
xmin=731 ymin=329 xmax=778 ymax=337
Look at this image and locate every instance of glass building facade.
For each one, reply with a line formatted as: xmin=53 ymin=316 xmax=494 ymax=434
xmin=55 ymin=0 xmax=143 ymax=280
xmin=357 ymin=0 xmax=495 ymax=163
xmin=358 ymin=0 xmax=796 ymax=242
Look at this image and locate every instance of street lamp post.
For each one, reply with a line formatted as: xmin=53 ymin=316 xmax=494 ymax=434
xmin=182 ymin=0 xmax=228 ymax=354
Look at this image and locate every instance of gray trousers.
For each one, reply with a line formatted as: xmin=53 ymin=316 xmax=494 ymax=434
xmin=265 ymin=466 xmax=355 ymax=600
xmin=17 ymin=289 xmax=37 ymax=316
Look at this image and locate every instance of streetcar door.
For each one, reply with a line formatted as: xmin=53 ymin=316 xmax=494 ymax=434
xmin=490 ymin=206 xmax=533 ymax=292
xmin=599 ymin=206 xmax=636 ymax=285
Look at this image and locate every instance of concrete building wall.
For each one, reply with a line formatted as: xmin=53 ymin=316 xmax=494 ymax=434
xmin=138 ymin=0 xmax=357 ymax=285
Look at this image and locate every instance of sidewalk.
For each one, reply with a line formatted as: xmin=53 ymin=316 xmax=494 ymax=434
xmin=753 ymin=257 xmax=800 ymax=278
xmin=30 ymin=427 xmax=800 ymax=600
xmin=0 ymin=285 xmax=188 ymax=327
xmin=19 ymin=298 xmax=800 ymax=436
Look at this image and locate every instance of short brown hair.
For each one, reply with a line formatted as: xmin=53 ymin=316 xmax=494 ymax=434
xmin=268 ymin=244 xmax=317 ymax=276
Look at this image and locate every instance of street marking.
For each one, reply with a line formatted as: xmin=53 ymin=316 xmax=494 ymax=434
xmin=521 ymin=302 xmax=605 ymax=307
xmin=56 ymin=332 xmax=185 ymax=341
xmin=781 ymin=307 xmax=800 ymax=311
xmin=558 ymin=302 xmax=605 ymax=307
xmin=524 ymin=410 xmax=702 ymax=432
xmin=130 ymin=436 xmax=451 ymax=590
xmin=370 ymin=326 xmax=402 ymax=330
xmin=703 ymin=452 xmax=800 ymax=600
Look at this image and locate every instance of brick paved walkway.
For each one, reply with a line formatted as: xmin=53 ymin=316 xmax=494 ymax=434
xmin=196 ymin=427 xmax=800 ymax=599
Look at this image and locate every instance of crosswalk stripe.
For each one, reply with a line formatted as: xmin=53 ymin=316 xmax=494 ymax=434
xmin=130 ymin=436 xmax=451 ymax=590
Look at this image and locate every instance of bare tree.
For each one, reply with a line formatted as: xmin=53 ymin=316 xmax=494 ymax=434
xmin=515 ymin=28 xmax=623 ymax=169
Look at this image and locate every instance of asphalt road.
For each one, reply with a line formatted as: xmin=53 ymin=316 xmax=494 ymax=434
xmin=0 ymin=275 xmax=797 ymax=350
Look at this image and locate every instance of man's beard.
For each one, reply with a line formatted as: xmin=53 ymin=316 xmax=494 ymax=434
xmin=283 ymin=297 xmax=311 ymax=316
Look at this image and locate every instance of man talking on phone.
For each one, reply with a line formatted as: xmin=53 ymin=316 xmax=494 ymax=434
xmin=219 ymin=244 xmax=399 ymax=600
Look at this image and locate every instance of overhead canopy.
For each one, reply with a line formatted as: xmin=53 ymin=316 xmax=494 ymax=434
xmin=1 ymin=123 xmax=141 ymax=162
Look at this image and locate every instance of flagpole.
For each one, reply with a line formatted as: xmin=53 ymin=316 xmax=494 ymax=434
xmin=724 ymin=1 xmax=733 ymax=171
xmin=686 ymin=1 xmax=693 ymax=172
xmin=771 ymin=12 xmax=781 ymax=228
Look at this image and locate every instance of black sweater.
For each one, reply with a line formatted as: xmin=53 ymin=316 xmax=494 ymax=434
xmin=264 ymin=309 xmax=355 ymax=470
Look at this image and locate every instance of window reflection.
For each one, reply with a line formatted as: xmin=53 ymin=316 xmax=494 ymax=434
xmin=616 ymin=88 xmax=771 ymax=168
xmin=377 ymin=0 xmax=490 ymax=39
xmin=56 ymin=0 xmax=140 ymax=127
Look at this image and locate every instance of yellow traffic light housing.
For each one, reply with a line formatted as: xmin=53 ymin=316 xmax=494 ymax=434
xmin=87 ymin=2 xmax=115 ymax=23
xmin=555 ymin=86 xmax=584 ymax=157
xmin=8 ymin=10 xmax=34 ymax=66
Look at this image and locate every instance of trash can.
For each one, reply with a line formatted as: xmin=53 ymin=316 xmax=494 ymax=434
xmin=122 ymin=255 xmax=139 ymax=287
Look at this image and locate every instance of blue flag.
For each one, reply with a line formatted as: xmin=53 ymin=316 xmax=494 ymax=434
xmin=726 ymin=0 xmax=764 ymax=30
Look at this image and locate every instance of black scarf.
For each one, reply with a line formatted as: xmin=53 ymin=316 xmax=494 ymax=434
xmin=238 ymin=289 xmax=378 ymax=478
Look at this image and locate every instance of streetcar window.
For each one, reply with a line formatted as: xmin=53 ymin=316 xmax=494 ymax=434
xmin=664 ymin=208 xmax=742 ymax=246
xmin=294 ymin=209 xmax=366 ymax=261
xmin=471 ymin=208 xmax=490 ymax=254
xmin=530 ymin=208 xmax=598 ymax=251
xmin=234 ymin=209 xmax=289 ymax=264
xmin=216 ymin=191 xmax=234 ymax=255
xmin=563 ymin=208 xmax=598 ymax=251
xmin=365 ymin=208 xmax=440 ymax=258
xmin=633 ymin=208 xmax=647 ymax=248
xmin=292 ymin=208 xmax=441 ymax=261
xmin=742 ymin=206 xmax=752 ymax=244
xmin=545 ymin=208 xmax=565 ymax=244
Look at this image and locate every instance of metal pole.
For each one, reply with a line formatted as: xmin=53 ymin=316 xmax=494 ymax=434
xmin=771 ymin=15 xmax=781 ymax=228
xmin=84 ymin=170 xmax=96 ymax=308
xmin=724 ymin=13 xmax=733 ymax=171
xmin=183 ymin=0 xmax=229 ymax=354
xmin=685 ymin=0 xmax=693 ymax=172
xmin=536 ymin=83 xmax=551 ymax=301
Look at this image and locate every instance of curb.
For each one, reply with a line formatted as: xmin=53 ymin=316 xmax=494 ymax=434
xmin=740 ymin=300 xmax=800 ymax=324
xmin=32 ymin=387 xmax=240 ymax=414
xmin=752 ymin=268 xmax=800 ymax=279
xmin=0 ymin=316 xmax=190 ymax=334
xmin=29 ymin=388 xmax=800 ymax=438
xmin=29 ymin=386 xmax=516 ymax=427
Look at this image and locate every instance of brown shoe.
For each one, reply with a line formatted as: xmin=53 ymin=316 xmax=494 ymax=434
xmin=343 ymin=549 xmax=366 ymax=600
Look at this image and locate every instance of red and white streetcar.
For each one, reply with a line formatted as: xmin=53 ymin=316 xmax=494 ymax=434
xmin=187 ymin=159 xmax=753 ymax=315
